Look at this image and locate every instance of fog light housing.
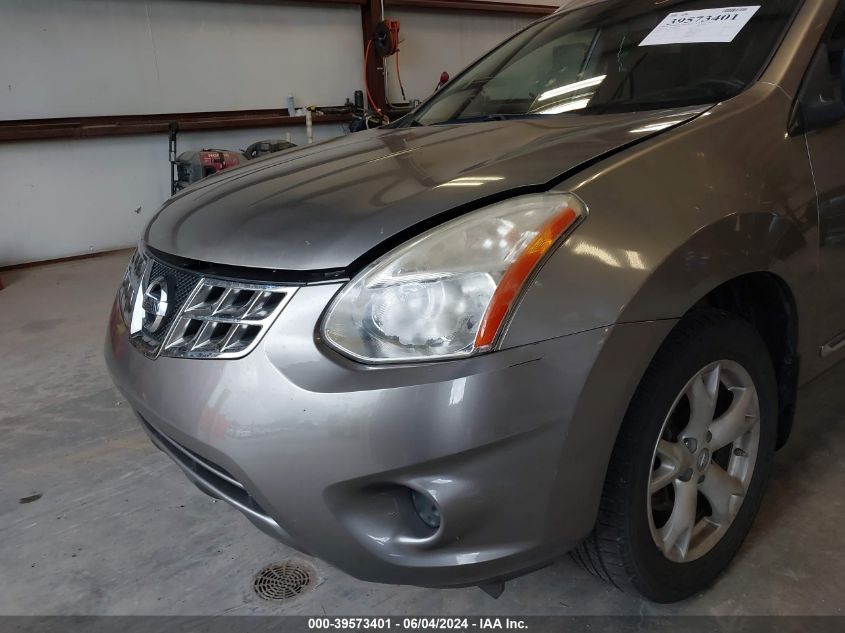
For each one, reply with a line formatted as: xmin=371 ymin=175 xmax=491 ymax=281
xmin=410 ymin=489 xmax=441 ymax=530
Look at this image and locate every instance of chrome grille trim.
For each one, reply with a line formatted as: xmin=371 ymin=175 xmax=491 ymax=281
xmin=123 ymin=248 xmax=297 ymax=360
xmin=161 ymin=277 xmax=296 ymax=360
xmin=118 ymin=248 xmax=147 ymax=325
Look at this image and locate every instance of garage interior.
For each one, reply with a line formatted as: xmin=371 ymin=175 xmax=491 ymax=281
xmin=2 ymin=0 xmax=845 ymax=619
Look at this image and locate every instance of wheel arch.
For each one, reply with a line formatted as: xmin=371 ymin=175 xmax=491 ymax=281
xmin=514 ymin=211 xmax=807 ymax=535
xmin=693 ymin=272 xmax=799 ymax=449
xmin=614 ymin=210 xmax=805 ymax=449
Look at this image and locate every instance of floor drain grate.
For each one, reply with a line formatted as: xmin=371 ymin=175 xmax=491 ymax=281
xmin=253 ymin=560 xmax=318 ymax=602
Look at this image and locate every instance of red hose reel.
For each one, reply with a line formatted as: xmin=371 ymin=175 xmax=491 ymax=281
xmin=373 ymin=19 xmax=401 ymax=57
xmin=365 ymin=18 xmax=404 ymax=119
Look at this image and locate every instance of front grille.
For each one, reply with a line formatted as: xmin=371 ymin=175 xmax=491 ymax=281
xmin=140 ymin=417 xmax=271 ymax=519
xmin=124 ymin=249 xmax=297 ymax=360
xmin=162 ymin=280 xmax=288 ymax=358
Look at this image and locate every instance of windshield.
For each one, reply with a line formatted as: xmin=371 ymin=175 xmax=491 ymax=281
xmin=407 ymin=0 xmax=799 ymax=125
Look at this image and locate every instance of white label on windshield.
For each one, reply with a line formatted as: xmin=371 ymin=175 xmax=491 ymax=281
xmin=639 ymin=6 xmax=761 ymax=46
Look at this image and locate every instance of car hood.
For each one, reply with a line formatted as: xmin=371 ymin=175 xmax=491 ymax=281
xmin=146 ymin=107 xmax=706 ymax=272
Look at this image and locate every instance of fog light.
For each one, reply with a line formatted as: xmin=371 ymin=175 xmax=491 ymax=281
xmin=410 ymin=489 xmax=441 ymax=530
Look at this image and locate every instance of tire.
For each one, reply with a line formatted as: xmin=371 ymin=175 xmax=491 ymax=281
xmin=572 ymin=308 xmax=778 ymax=602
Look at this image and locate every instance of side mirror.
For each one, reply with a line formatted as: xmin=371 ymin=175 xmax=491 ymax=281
xmin=790 ymin=44 xmax=845 ymax=135
xmin=793 ymin=95 xmax=845 ymax=135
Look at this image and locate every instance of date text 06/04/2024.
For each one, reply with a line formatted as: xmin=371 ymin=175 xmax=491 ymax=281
xmin=307 ymin=618 xmax=529 ymax=630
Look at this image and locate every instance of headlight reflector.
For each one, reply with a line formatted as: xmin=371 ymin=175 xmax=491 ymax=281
xmin=322 ymin=193 xmax=585 ymax=363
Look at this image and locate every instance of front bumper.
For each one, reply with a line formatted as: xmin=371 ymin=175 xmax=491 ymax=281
xmin=106 ymin=282 xmax=675 ymax=588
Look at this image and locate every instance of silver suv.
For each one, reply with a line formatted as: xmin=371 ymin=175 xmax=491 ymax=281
xmin=107 ymin=0 xmax=845 ymax=602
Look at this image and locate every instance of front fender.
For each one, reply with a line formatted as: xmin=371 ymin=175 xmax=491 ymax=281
xmin=502 ymin=211 xmax=812 ymax=350
xmin=617 ymin=213 xmax=811 ymax=324
xmin=498 ymin=211 xmax=812 ymax=536
xmin=501 ymin=83 xmax=818 ymax=356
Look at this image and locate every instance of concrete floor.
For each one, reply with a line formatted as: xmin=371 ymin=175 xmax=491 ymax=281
xmin=1 ymin=251 xmax=844 ymax=616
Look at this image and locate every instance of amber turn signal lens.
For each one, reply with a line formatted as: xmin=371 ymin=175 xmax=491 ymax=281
xmin=474 ymin=207 xmax=579 ymax=348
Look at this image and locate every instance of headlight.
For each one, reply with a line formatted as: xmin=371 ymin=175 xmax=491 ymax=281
xmin=321 ymin=193 xmax=586 ymax=363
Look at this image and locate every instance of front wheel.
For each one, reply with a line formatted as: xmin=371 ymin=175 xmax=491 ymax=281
xmin=572 ymin=309 xmax=777 ymax=602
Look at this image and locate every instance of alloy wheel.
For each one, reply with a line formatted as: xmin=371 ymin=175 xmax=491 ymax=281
xmin=647 ymin=360 xmax=760 ymax=563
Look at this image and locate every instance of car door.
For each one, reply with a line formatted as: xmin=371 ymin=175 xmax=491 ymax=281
xmin=799 ymin=4 xmax=845 ymax=357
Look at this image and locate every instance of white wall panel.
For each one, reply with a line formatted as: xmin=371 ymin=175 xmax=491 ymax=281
xmin=0 ymin=124 xmax=346 ymax=266
xmin=0 ymin=0 xmax=365 ymax=119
